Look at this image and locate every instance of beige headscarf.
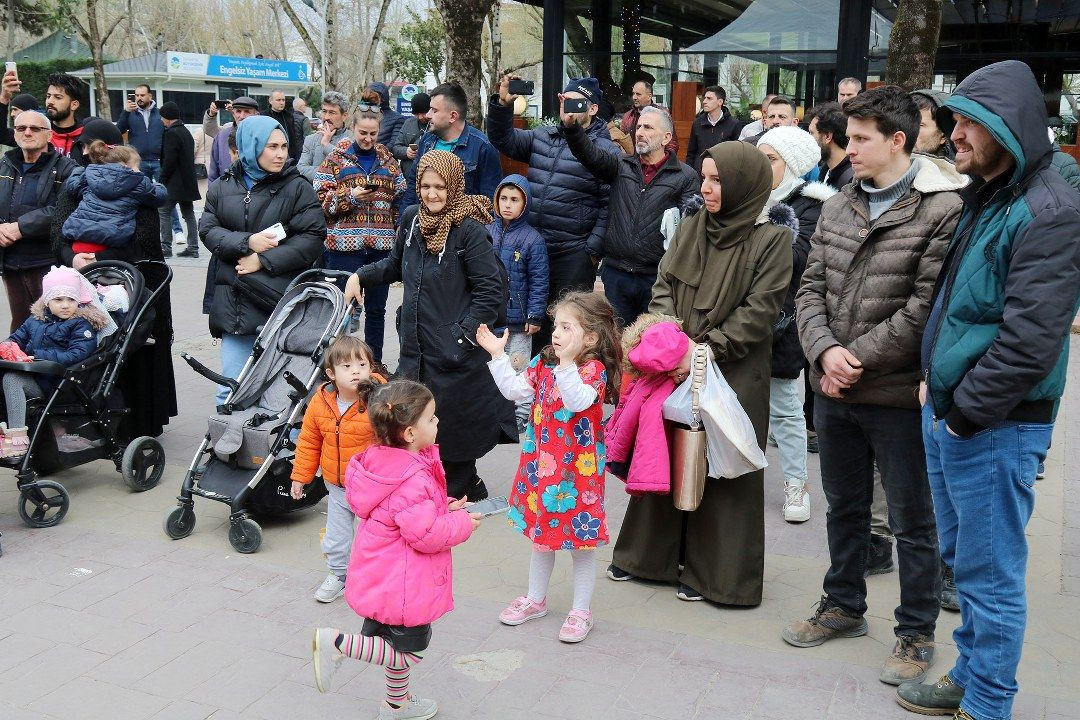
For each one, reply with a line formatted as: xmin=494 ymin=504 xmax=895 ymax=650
xmin=415 ymin=150 xmax=493 ymax=255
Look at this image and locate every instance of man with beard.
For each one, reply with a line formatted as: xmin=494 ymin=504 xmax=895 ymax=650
xmin=897 ymin=60 xmax=1080 ymax=720
xmin=806 ymin=101 xmax=853 ymax=190
xmin=43 ymin=73 xmax=94 ymax=158
xmin=563 ymin=104 xmax=698 ymax=326
xmin=619 ymin=79 xmax=679 ymax=156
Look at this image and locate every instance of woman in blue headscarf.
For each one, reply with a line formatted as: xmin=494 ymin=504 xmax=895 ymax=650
xmin=199 ymin=115 xmax=326 ymax=407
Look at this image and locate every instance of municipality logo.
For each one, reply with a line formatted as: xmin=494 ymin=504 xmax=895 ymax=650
xmin=169 ymin=55 xmax=181 ymax=71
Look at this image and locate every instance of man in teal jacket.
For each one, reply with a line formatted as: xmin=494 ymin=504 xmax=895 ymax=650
xmin=898 ymin=61 xmax=1080 ymax=720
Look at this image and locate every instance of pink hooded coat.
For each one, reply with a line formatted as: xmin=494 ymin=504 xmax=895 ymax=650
xmin=344 ymin=444 xmax=474 ymax=627
xmin=605 ymin=322 xmax=688 ymax=495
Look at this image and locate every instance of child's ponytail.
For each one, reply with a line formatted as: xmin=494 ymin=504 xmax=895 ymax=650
xmin=368 ymin=380 xmax=434 ymax=448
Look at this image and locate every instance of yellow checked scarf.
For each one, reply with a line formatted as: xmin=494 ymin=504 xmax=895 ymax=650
xmin=416 ymin=150 xmax=493 ymax=255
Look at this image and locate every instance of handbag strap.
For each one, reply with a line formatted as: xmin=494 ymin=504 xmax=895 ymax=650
xmin=688 ymin=344 xmax=708 ymax=430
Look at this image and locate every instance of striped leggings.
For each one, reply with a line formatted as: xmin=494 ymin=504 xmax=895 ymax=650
xmin=336 ymin=632 xmax=424 ymax=706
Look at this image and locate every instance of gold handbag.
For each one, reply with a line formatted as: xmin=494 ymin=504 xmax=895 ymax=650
xmin=671 ymin=345 xmax=709 ymax=511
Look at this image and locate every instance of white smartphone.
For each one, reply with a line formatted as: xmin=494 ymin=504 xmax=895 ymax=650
xmin=467 ymin=496 xmax=510 ymax=517
xmin=4 ymin=61 xmax=16 ymax=78
xmin=262 ymin=222 xmax=287 ymax=241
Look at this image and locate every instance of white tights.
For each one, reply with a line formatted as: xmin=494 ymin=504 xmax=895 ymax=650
xmin=527 ymin=548 xmax=597 ymax=611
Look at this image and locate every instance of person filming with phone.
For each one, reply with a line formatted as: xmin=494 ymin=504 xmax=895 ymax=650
xmin=487 ymin=74 xmax=618 ymax=353
xmin=314 ymin=105 xmax=406 ymax=364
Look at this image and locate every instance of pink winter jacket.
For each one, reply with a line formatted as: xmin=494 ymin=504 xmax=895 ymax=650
xmin=344 ymin=444 xmax=474 ymax=627
xmin=606 ymin=373 xmax=676 ymax=495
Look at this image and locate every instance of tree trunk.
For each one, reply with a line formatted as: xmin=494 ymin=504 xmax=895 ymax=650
xmin=884 ymin=0 xmax=943 ymax=90
xmin=487 ymin=1 xmax=501 ymax=100
xmin=361 ymin=0 xmax=392 ymax=84
xmin=434 ymin=0 xmax=494 ymax=127
xmin=324 ymin=0 xmax=338 ymax=91
xmin=279 ymin=0 xmax=324 ymax=85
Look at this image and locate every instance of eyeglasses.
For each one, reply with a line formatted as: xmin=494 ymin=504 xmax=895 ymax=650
xmin=14 ymin=125 xmax=48 ymax=133
xmin=355 ymin=103 xmax=378 ymax=111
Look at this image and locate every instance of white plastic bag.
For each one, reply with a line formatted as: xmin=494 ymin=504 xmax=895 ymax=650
xmin=662 ymin=344 xmax=767 ymax=479
xmin=660 ymin=207 xmax=680 ymax=250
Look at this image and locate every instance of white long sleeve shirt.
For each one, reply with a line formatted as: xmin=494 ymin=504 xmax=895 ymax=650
xmin=486 ymin=354 xmax=598 ymax=412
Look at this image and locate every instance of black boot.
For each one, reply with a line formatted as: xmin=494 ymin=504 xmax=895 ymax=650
xmin=865 ymin=534 xmax=895 ymax=576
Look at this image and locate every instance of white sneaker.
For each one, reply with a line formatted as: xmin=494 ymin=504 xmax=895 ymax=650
xmin=783 ymin=483 xmax=811 ymax=523
xmin=378 ymin=696 xmax=439 ymax=720
xmin=314 ymin=572 xmax=345 ymax=603
xmin=312 ymin=627 xmax=344 ymax=693
xmin=174 ymin=231 xmax=186 ymax=245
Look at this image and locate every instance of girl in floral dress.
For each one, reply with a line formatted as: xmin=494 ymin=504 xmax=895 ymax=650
xmin=477 ymin=292 xmax=621 ymax=643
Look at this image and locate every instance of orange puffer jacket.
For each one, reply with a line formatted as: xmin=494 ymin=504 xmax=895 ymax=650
xmin=291 ymin=375 xmax=387 ymax=487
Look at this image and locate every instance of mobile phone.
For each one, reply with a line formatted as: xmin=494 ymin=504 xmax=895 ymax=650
xmin=128 ymin=93 xmax=136 ymax=102
xmin=262 ymin=222 xmax=287 ymax=241
xmin=508 ymin=79 xmax=534 ymax=96
xmin=467 ymin=496 xmax=510 ymax=517
xmin=4 ymin=61 xmax=16 ymax=77
xmin=364 ymin=182 xmax=380 ymax=191
xmin=563 ymin=97 xmax=589 ymax=114
xmin=408 ymin=143 xmax=418 ymax=152
xmin=215 ymin=99 xmax=233 ymax=107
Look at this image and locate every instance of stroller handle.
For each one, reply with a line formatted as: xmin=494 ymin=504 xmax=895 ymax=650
xmin=286 ymin=268 xmax=355 ymax=293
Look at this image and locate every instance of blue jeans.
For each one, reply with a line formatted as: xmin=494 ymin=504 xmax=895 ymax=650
xmin=922 ymin=403 xmax=1052 ymax=720
xmin=601 ymin=264 xmax=655 ymax=327
xmin=140 ymin=160 xmax=182 ymax=234
xmin=768 ymin=377 xmax=807 ymax=488
xmin=324 ymin=248 xmax=391 ymax=363
xmin=217 ymin=333 xmax=257 ymax=405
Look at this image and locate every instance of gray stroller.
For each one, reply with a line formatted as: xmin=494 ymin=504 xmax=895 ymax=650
xmin=164 ymin=269 xmax=355 ymax=553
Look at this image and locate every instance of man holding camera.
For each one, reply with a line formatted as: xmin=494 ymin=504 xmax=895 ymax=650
xmin=487 ymin=75 xmax=618 ymax=350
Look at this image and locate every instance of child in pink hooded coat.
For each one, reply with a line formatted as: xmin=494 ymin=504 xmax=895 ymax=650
xmin=313 ymin=379 xmax=481 ymax=720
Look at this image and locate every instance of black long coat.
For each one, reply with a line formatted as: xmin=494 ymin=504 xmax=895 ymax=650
xmin=357 ymin=205 xmax=516 ymax=461
xmin=52 ymin=190 xmax=178 ymax=441
xmin=160 ymin=123 xmax=201 ymax=202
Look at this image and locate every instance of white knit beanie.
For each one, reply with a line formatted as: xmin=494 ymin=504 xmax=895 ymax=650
xmin=757 ymin=126 xmax=821 ymax=178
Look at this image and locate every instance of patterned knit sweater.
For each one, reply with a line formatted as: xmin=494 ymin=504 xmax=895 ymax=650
xmin=314 ymin=139 xmax=406 ymax=252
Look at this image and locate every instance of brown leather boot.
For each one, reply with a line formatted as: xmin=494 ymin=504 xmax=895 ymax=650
xmin=881 ymin=634 xmax=935 ymax=685
xmin=781 ymin=595 xmax=868 ymax=647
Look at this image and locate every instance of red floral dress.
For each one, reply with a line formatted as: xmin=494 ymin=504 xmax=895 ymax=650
xmin=506 ymin=357 xmax=608 ymax=551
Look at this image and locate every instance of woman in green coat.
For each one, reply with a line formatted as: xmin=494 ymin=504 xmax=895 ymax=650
xmin=609 ymin=141 xmax=792 ymax=605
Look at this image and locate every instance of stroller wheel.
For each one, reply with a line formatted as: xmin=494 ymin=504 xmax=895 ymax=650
xmin=229 ymin=517 xmax=263 ymax=553
xmin=122 ymin=437 xmax=166 ymax=492
xmin=18 ymin=480 xmax=70 ymax=528
xmin=164 ymin=505 xmax=196 ymax=540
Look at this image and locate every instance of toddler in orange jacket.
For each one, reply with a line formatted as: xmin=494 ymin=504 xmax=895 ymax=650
xmin=290 ymin=335 xmax=386 ymax=603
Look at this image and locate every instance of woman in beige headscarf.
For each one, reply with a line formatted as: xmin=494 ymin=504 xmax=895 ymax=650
xmin=608 ymin=141 xmax=792 ymax=606
xmin=345 ymin=151 xmax=516 ymax=500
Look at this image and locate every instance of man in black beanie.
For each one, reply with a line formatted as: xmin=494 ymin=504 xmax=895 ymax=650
xmin=390 ymin=92 xmax=431 ymax=193
xmin=157 ymin=102 xmax=201 ymax=257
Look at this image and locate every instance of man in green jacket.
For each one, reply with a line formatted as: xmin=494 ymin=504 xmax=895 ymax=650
xmin=897 ymin=61 xmax=1080 ymax=720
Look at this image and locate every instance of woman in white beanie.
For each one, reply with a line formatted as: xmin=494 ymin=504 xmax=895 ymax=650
xmin=756 ymin=126 xmax=837 ymax=524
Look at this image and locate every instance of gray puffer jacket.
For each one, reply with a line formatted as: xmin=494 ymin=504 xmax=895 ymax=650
xmin=795 ymin=155 xmax=967 ymax=408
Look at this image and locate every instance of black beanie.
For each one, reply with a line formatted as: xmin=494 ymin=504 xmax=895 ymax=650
xmin=159 ymin=101 xmax=181 ymax=120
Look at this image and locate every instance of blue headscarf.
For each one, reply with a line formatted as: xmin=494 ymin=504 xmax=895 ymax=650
xmin=235 ymin=115 xmax=287 ymax=183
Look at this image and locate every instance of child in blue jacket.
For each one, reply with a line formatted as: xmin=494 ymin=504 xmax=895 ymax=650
xmin=0 ymin=266 xmax=110 ymax=458
xmin=485 ymin=174 xmax=549 ymax=433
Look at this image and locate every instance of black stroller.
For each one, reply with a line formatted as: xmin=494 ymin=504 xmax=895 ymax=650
xmin=165 ymin=269 xmax=356 ymax=553
xmin=0 ymin=260 xmax=172 ymax=531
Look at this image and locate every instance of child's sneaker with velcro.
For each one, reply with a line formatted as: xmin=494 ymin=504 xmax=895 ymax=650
xmin=558 ymin=609 xmax=593 ymax=643
xmin=499 ymin=596 xmax=547 ymax=625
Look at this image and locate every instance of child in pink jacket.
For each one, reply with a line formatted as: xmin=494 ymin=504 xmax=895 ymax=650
xmin=313 ymin=379 xmax=481 ymax=720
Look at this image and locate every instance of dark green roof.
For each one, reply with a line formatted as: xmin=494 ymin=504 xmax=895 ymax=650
xmin=15 ymin=31 xmax=92 ymax=63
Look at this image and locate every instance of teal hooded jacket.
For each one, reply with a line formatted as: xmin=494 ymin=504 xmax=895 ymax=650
xmin=923 ymin=61 xmax=1080 ymax=435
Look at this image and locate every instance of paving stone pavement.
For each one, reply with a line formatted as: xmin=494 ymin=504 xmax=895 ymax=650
xmin=1 ymin=264 xmax=1078 ymax=720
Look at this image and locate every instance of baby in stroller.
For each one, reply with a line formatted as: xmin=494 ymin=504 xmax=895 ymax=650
xmin=0 ymin=266 xmax=110 ymax=458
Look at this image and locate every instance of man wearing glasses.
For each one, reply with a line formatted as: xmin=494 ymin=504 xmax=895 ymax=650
xmin=0 ymin=110 xmax=77 ymax=330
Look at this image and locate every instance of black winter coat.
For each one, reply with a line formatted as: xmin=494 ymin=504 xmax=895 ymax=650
xmin=563 ymin=123 xmax=699 ymax=274
xmin=685 ymin=108 xmax=743 ymax=172
xmin=357 ymin=206 xmax=516 ymax=461
xmin=51 ymin=187 xmax=179 ymax=441
xmin=267 ymin=108 xmax=304 ymax=162
xmin=486 ymin=97 xmax=616 ymax=260
xmin=0 ymin=148 xmax=77 ymax=272
xmin=199 ymin=162 xmax=326 ymax=337
xmin=770 ymin=182 xmax=833 ymax=378
xmin=160 ymin=123 xmax=201 ymax=202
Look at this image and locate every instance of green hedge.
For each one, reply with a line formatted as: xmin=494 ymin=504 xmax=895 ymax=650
xmin=10 ymin=57 xmax=93 ymax=113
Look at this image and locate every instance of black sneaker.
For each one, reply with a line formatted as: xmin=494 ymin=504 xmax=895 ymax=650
xmin=468 ymin=478 xmax=489 ymax=502
xmin=161 ymin=247 xmax=173 ymax=258
xmin=606 ymin=564 xmax=634 ymax=581
xmin=806 ymin=430 xmax=819 ymax=453
xmin=176 ymin=248 xmax=200 ymax=258
xmin=940 ymin=563 xmax=959 ymax=611
xmin=865 ymin=534 xmax=895 ymax=576
xmin=676 ymin=584 xmax=704 ymax=602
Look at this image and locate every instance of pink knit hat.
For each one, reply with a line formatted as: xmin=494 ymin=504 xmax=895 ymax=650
xmin=41 ymin=266 xmax=92 ymax=305
xmin=628 ymin=321 xmax=690 ymax=373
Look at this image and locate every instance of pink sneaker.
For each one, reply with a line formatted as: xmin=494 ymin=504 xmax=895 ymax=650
xmin=558 ymin=609 xmax=593 ymax=643
xmin=499 ymin=596 xmax=548 ymax=626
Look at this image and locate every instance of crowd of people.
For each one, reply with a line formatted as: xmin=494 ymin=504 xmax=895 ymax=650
xmin=0 ymin=61 xmax=1078 ymax=720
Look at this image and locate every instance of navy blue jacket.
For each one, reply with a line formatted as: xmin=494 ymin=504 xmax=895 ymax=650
xmin=116 ymin=104 xmax=165 ymax=161
xmin=402 ymin=123 xmax=504 ymax=210
xmin=8 ymin=303 xmax=106 ymax=392
xmin=486 ymin=175 xmax=549 ymax=329
xmin=61 ymin=164 xmax=168 ymax=247
xmin=486 ymin=96 xmax=616 ymax=261
xmin=369 ymin=82 xmax=406 ymax=148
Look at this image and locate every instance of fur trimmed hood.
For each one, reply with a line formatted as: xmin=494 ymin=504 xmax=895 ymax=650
xmin=911 ymin=154 xmax=969 ymax=194
xmin=30 ymin=300 xmax=111 ymax=330
xmin=620 ymin=312 xmax=683 ymax=374
xmin=799 ymin=180 xmax=839 ymax=203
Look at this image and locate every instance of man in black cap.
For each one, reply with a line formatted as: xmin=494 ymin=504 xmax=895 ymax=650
xmin=205 ymin=96 xmax=260 ymax=182
xmin=158 ymin=102 xmax=201 ymax=258
xmin=488 ymin=75 xmax=619 ymax=351
xmin=390 ymin=92 xmax=430 ymax=193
